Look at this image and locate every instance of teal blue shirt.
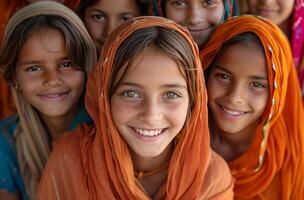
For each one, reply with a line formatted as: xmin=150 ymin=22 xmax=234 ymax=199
xmin=0 ymin=106 xmax=92 ymax=200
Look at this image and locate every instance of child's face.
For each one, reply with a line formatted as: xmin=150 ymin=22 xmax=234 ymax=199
xmin=15 ymin=27 xmax=85 ymax=120
xmin=111 ymin=46 xmax=189 ymax=158
xmin=84 ymin=0 xmax=140 ymax=52
xmin=166 ymin=0 xmax=224 ymax=48
xmin=207 ymin=42 xmax=269 ymax=136
xmin=247 ymin=0 xmax=294 ymax=25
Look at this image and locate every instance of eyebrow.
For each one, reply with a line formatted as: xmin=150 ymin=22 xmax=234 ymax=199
xmin=119 ymin=82 xmax=188 ymax=89
xmin=213 ymin=65 xmax=268 ymax=80
xmin=18 ymin=57 xmax=70 ymax=66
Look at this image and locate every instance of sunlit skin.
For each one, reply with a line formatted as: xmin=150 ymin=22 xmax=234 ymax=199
xmin=246 ymin=0 xmax=294 ymax=35
xmin=84 ymin=0 xmax=140 ymax=52
xmin=110 ymin=45 xmax=189 ymax=196
xmin=166 ymin=0 xmax=224 ymax=48
xmin=15 ymin=27 xmax=85 ymax=140
xmin=207 ymin=41 xmax=269 ymax=161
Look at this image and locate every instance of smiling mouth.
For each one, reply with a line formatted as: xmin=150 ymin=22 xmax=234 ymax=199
xmin=133 ymin=128 xmax=166 ymax=137
xmin=38 ymin=91 xmax=69 ymax=101
xmin=219 ymin=104 xmax=248 ymax=117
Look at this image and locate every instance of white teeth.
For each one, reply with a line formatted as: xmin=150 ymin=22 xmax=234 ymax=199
xmin=135 ymin=128 xmax=163 ymax=137
xmin=222 ymin=106 xmax=245 ymax=116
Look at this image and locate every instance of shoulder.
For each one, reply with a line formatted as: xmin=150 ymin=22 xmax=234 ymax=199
xmin=199 ymin=151 xmax=234 ymax=200
xmin=0 ymin=115 xmax=18 ymax=135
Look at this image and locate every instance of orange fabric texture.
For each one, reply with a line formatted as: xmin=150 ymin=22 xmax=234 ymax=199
xmin=0 ymin=0 xmax=80 ymax=119
xmin=200 ymin=16 xmax=304 ymax=199
xmin=37 ymin=16 xmax=234 ymax=200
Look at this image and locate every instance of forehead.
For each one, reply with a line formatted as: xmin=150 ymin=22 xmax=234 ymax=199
xmin=216 ymin=41 xmax=268 ymax=77
xmin=120 ymin=46 xmax=187 ymax=85
xmin=89 ymin=0 xmax=139 ymax=14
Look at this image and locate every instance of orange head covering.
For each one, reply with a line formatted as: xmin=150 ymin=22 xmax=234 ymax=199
xmin=37 ymin=16 xmax=233 ymax=199
xmin=200 ymin=15 xmax=304 ymax=199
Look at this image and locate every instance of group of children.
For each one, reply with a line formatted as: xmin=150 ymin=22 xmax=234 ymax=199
xmin=0 ymin=0 xmax=303 ymax=200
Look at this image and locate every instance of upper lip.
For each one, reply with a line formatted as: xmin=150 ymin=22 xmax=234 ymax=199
xmin=188 ymin=26 xmax=212 ymax=32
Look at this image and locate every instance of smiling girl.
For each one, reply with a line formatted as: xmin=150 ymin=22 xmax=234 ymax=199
xmin=77 ymin=0 xmax=148 ymax=53
xmin=152 ymin=0 xmax=238 ymax=49
xmin=0 ymin=2 xmax=97 ymax=200
xmin=201 ymin=15 xmax=304 ymax=199
xmin=37 ymin=16 xmax=234 ymax=199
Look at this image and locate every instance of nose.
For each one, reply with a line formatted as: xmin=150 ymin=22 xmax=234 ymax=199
xmin=187 ymin=5 xmax=204 ymax=25
xmin=104 ymin=19 xmax=118 ymax=37
xmin=43 ymin=69 xmax=63 ymax=87
xmin=226 ymin=84 xmax=245 ymax=105
xmin=138 ymin=99 xmax=162 ymax=125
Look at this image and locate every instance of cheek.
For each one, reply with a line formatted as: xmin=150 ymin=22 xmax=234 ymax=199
xmin=249 ymin=92 xmax=269 ymax=113
xmin=165 ymin=100 xmax=189 ymax=127
xmin=85 ymin=19 xmax=104 ymax=39
xmin=111 ymin=99 xmax=139 ymax=124
xmin=207 ymin=8 xmax=224 ymax=25
xmin=166 ymin=8 xmax=186 ymax=23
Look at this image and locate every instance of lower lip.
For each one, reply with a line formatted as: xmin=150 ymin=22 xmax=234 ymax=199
xmin=258 ymin=9 xmax=277 ymax=16
xmin=189 ymin=28 xmax=211 ymax=38
xmin=38 ymin=92 xmax=69 ymax=101
xmin=217 ymin=104 xmax=246 ymax=121
xmin=131 ymin=127 xmax=167 ymax=142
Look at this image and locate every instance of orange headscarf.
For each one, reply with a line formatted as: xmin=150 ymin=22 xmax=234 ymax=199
xmin=37 ymin=16 xmax=233 ymax=199
xmin=200 ymin=15 xmax=304 ymax=199
xmin=0 ymin=0 xmax=80 ymax=119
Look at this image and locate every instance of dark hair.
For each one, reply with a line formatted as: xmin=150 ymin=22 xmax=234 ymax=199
xmin=109 ymin=26 xmax=197 ymax=109
xmin=205 ymin=32 xmax=263 ymax=81
xmin=0 ymin=15 xmax=89 ymax=84
xmin=77 ymin=0 xmax=149 ymax=20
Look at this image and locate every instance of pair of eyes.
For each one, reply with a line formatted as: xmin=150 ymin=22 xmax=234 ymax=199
xmin=120 ymin=90 xmax=183 ymax=100
xmin=24 ymin=61 xmax=73 ymax=72
xmin=169 ymin=0 xmax=221 ymax=8
xmin=212 ymin=72 xmax=268 ymax=89
xmin=91 ymin=12 xmax=136 ymax=23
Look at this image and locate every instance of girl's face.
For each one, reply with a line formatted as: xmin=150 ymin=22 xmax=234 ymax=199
xmin=247 ymin=0 xmax=295 ymax=25
xmin=84 ymin=0 xmax=140 ymax=52
xmin=111 ymin=46 xmax=189 ymax=158
xmin=15 ymin=27 xmax=85 ymax=120
xmin=166 ymin=0 xmax=224 ymax=48
xmin=207 ymin=41 xmax=269 ymax=136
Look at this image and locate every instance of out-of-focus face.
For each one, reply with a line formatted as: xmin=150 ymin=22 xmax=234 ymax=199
xmin=84 ymin=0 xmax=140 ymax=52
xmin=111 ymin=46 xmax=189 ymax=158
xmin=247 ymin=0 xmax=295 ymax=25
xmin=15 ymin=27 xmax=85 ymax=121
xmin=207 ymin=41 xmax=269 ymax=137
xmin=166 ymin=0 xmax=224 ymax=48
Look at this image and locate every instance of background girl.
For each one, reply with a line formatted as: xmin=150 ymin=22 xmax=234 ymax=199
xmin=152 ymin=0 xmax=238 ymax=49
xmin=77 ymin=0 xmax=149 ymax=53
xmin=0 ymin=2 xmax=97 ymax=200
xmin=201 ymin=15 xmax=304 ymax=199
xmin=37 ymin=16 xmax=234 ymax=199
xmin=240 ymin=0 xmax=304 ymax=101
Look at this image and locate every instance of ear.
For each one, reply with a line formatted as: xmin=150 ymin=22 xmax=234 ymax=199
xmin=12 ymin=75 xmax=20 ymax=89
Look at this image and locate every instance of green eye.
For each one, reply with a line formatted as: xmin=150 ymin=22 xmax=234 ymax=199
xmin=164 ymin=92 xmax=180 ymax=99
xmin=122 ymin=90 xmax=140 ymax=98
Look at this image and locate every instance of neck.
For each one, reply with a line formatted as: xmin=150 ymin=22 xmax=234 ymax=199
xmin=210 ymin=116 xmax=257 ymax=162
xmin=279 ymin=17 xmax=292 ymax=39
xmin=40 ymin=103 xmax=80 ymax=142
xmin=131 ymin=142 xmax=174 ymax=173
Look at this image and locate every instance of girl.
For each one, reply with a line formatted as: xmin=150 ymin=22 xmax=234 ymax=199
xmin=77 ymin=0 xmax=149 ymax=53
xmin=37 ymin=16 xmax=234 ymax=199
xmin=152 ymin=0 xmax=238 ymax=49
xmin=0 ymin=1 xmax=97 ymax=200
xmin=240 ymin=0 xmax=304 ymax=101
xmin=201 ymin=15 xmax=304 ymax=199
xmin=0 ymin=0 xmax=81 ymax=120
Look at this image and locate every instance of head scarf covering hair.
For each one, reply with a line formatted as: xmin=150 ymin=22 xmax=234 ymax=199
xmin=200 ymin=15 xmax=304 ymax=199
xmin=37 ymin=16 xmax=234 ymax=200
xmin=0 ymin=1 xmax=96 ymax=199
xmin=291 ymin=0 xmax=304 ymax=96
xmin=152 ymin=0 xmax=238 ymax=20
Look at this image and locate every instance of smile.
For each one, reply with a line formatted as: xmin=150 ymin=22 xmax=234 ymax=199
xmin=134 ymin=128 xmax=165 ymax=137
xmin=218 ymin=104 xmax=248 ymax=120
xmin=38 ymin=91 xmax=69 ymax=101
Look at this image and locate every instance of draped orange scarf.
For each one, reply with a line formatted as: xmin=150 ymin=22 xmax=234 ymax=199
xmin=200 ymin=15 xmax=304 ymax=199
xmin=0 ymin=0 xmax=80 ymax=119
xmin=37 ymin=16 xmax=233 ymax=200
